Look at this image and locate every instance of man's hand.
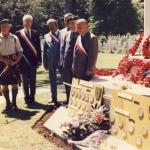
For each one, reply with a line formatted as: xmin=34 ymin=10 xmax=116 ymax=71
xmin=11 ymin=61 xmax=17 ymax=66
xmin=72 ymin=67 xmax=75 ymax=74
xmin=85 ymin=70 xmax=92 ymax=76
xmin=44 ymin=65 xmax=48 ymax=71
xmin=37 ymin=62 xmax=42 ymax=68
xmin=4 ymin=59 xmax=12 ymax=66
xmin=38 ymin=62 xmax=42 ymax=66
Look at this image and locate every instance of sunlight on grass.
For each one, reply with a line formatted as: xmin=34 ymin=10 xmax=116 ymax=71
xmin=96 ymin=53 xmax=124 ymax=69
xmin=36 ymin=53 xmax=124 ymax=87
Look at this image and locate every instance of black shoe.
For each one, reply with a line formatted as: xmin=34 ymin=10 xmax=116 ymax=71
xmin=24 ymin=97 xmax=30 ymax=105
xmin=54 ymin=102 xmax=60 ymax=109
xmin=5 ymin=104 xmax=12 ymax=111
xmin=12 ymin=103 xmax=19 ymax=110
xmin=29 ymin=97 xmax=35 ymax=103
xmin=63 ymin=101 xmax=69 ymax=105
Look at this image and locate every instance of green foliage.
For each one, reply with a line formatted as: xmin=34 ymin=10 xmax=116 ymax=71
xmin=88 ymin=0 xmax=143 ymax=35
xmin=0 ymin=0 xmax=144 ymax=35
xmin=132 ymin=1 xmax=144 ymax=31
xmin=26 ymin=0 xmax=65 ymax=34
xmin=0 ymin=0 xmax=31 ymax=32
xmin=0 ymin=0 xmax=65 ymax=34
xmin=72 ymin=0 xmax=89 ymax=20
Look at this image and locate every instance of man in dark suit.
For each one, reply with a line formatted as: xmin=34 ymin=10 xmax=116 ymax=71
xmin=43 ymin=19 xmax=61 ymax=107
xmin=16 ymin=15 xmax=42 ymax=104
xmin=59 ymin=13 xmax=72 ymax=67
xmin=63 ymin=15 xmax=78 ymax=104
xmin=72 ymin=19 xmax=98 ymax=81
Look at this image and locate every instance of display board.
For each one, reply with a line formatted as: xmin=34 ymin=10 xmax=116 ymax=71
xmin=67 ymin=78 xmax=104 ymax=117
xmin=111 ymin=90 xmax=150 ymax=150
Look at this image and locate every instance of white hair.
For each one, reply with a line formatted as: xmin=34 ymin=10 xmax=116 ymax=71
xmin=47 ymin=19 xmax=57 ymax=25
xmin=23 ymin=15 xmax=33 ymax=21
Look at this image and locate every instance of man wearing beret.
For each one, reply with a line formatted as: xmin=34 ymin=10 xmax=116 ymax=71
xmin=0 ymin=19 xmax=23 ymax=111
xmin=59 ymin=13 xmax=72 ymax=68
xmin=63 ymin=15 xmax=79 ymax=104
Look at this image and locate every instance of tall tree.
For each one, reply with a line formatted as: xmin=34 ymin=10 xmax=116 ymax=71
xmin=0 ymin=0 xmax=31 ymax=32
xmin=88 ymin=0 xmax=141 ymax=35
xmin=29 ymin=0 xmax=65 ymax=34
xmin=65 ymin=0 xmax=89 ymax=20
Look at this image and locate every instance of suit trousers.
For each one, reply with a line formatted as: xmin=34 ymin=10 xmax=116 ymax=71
xmin=48 ymin=65 xmax=63 ymax=102
xmin=21 ymin=65 xmax=37 ymax=99
xmin=64 ymin=67 xmax=73 ymax=103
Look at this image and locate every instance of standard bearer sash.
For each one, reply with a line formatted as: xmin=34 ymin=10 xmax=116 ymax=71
xmin=19 ymin=29 xmax=37 ymax=56
xmin=74 ymin=35 xmax=88 ymax=56
xmin=49 ymin=32 xmax=60 ymax=43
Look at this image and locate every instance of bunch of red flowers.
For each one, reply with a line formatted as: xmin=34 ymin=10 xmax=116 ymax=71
xmin=96 ymin=69 xmax=114 ymax=76
xmin=95 ymin=114 xmax=104 ymax=124
xmin=142 ymin=35 xmax=150 ymax=59
xmin=113 ymin=58 xmax=150 ymax=84
xmin=96 ymin=33 xmax=150 ymax=87
xmin=143 ymin=77 xmax=150 ymax=87
xmin=128 ymin=32 xmax=144 ymax=56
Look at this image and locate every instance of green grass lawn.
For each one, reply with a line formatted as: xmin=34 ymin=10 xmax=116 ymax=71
xmin=0 ymin=53 xmax=124 ymax=150
xmin=36 ymin=53 xmax=124 ymax=87
xmin=96 ymin=53 xmax=124 ymax=69
xmin=0 ymin=93 xmax=59 ymax=150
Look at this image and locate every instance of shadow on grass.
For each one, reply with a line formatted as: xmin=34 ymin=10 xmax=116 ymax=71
xmin=36 ymin=79 xmax=49 ymax=87
xmin=36 ymin=73 xmax=63 ymax=87
xmin=2 ymin=109 xmax=39 ymax=121
xmin=37 ymin=70 xmax=46 ymax=75
xmin=26 ymin=101 xmax=53 ymax=111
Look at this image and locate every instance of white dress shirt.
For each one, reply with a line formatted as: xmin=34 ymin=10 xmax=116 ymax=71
xmin=0 ymin=33 xmax=23 ymax=56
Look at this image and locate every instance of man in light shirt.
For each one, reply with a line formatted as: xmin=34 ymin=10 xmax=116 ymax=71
xmin=0 ymin=19 xmax=23 ymax=111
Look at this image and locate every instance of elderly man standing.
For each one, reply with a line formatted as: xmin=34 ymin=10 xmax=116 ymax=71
xmin=72 ymin=19 xmax=98 ymax=81
xmin=63 ymin=15 xmax=78 ymax=104
xmin=0 ymin=19 xmax=23 ymax=111
xmin=59 ymin=13 xmax=72 ymax=67
xmin=16 ymin=15 xmax=42 ymax=105
xmin=43 ymin=19 xmax=61 ymax=107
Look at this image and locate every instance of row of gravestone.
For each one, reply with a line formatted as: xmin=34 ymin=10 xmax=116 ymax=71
xmin=99 ymin=34 xmax=140 ymax=53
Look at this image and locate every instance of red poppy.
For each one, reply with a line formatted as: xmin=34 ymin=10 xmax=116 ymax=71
xmin=96 ymin=33 xmax=150 ymax=87
xmin=95 ymin=114 xmax=103 ymax=123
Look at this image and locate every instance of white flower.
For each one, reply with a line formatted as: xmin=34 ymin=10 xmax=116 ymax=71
xmin=71 ymin=121 xmax=80 ymax=128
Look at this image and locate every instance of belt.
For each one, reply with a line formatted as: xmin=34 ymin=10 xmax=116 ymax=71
xmin=3 ymin=54 xmax=18 ymax=60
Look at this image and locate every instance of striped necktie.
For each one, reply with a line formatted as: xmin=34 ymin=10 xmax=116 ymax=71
xmin=26 ymin=30 xmax=31 ymax=39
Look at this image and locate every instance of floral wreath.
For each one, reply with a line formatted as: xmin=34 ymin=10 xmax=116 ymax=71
xmin=96 ymin=33 xmax=150 ymax=87
xmin=113 ymin=58 xmax=150 ymax=83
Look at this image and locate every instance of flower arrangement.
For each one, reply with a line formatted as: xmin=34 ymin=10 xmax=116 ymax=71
xmin=128 ymin=32 xmax=144 ymax=56
xmin=96 ymin=69 xmax=114 ymax=76
xmin=60 ymin=105 xmax=110 ymax=141
xmin=68 ymin=130 xmax=119 ymax=150
xmin=112 ymin=58 xmax=150 ymax=84
xmin=142 ymin=35 xmax=150 ymax=59
xmin=96 ymin=33 xmax=150 ymax=87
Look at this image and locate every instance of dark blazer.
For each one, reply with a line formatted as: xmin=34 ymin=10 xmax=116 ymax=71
xmin=63 ymin=31 xmax=79 ymax=68
xmin=15 ymin=29 xmax=42 ymax=66
xmin=43 ymin=31 xmax=60 ymax=70
xmin=72 ymin=32 xmax=98 ymax=79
